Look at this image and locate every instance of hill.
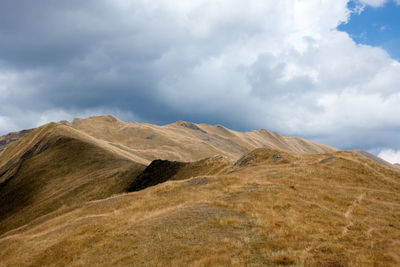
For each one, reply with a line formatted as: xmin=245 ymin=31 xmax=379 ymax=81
xmin=69 ymin=115 xmax=336 ymax=163
xmin=0 ymin=123 xmax=145 ymax=235
xmin=0 ymin=128 xmax=33 ymax=152
xmin=353 ymin=149 xmax=399 ymax=170
xmin=0 ymin=115 xmax=399 ymax=266
xmin=0 ymin=148 xmax=399 ymax=266
xmin=0 ymin=116 xmax=335 ymax=236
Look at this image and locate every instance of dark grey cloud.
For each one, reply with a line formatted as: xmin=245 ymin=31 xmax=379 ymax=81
xmin=0 ymin=0 xmax=400 ymax=160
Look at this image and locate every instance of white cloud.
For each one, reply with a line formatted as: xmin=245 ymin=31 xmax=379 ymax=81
xmin=0 ymin=115 xmax=17 ymax=134
xmin=358 ymin=0 xmax=388 ymax=7
xmin=379 ymin=149 xmax=400 ymax=164
xmin=0 ymin=0 xmax=399 ymax=152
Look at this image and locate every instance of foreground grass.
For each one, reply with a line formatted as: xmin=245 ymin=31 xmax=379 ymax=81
xmin=1 ymin=149 xmax=400 ymax=266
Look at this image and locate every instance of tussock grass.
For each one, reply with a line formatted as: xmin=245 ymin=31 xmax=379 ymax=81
xmin=0 ymin=148 xmax=399 ymax=266
xmin=0 ymin=124 xmax=145 ymax=235
xmin=0 ymin=117 xmax=399 ymax=266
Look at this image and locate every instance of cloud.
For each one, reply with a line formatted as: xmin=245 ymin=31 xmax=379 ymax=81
xmin=0 ymin=0 xmax=399 ymax=153
xmin=358 ymin=0 xmax=388 ymax=7
xmin=378 ymin=149 xmax=400 ymax=164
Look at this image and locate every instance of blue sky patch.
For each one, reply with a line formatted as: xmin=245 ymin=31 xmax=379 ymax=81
xmin=338 ymin=0 xmax=400 ymax=60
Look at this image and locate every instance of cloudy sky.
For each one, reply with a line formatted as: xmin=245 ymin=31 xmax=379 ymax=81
xmin=0 ymin=0 xmax=400 ymax=162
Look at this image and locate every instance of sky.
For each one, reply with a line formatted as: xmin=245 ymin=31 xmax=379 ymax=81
xmin=339 ymin=0 xmax=400 ymax=60
xmin=0 ymin=0 xmax=399 ymax=162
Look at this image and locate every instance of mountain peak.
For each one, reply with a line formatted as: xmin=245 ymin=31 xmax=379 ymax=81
xmin=171 ymin=121 xmax=207 ymax=133
xmin=73 ymin=114 xmax=121 ymax=124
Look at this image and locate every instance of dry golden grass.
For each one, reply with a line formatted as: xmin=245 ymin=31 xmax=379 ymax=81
xmin=0 ymin=123 xmax=145 ymax=235
xmin=0 ymin=147 xmax=399 ymax=266
xmin=0 ymin=116 xmax=399 ymax=266
xmin=70 ymin=115 xmax=336 ymax=163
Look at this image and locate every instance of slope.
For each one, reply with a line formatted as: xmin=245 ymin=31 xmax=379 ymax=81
xmin=0 ymin=128 xmax=34 ymax=152
xmin=353 ymin=149 xmax=399 ymax=170
xmin=0 ymin=122 xmax=145 ymax=235
xmin=69 ymin=115 xmax=336 ymax=163
xmin=0 ymin=114 xmax=338 ymax=236
xmin=1 ymin=148 xmax=399 ymax=266
xmin=128 ymin=155 xmax=231 ymax=192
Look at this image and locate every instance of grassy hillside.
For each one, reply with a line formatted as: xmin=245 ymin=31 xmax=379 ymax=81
xmin=0 ymin=116 xmax=399 ymax=266
xmin=0 ymin=123 xmax=145 ymax=235
xmin=1 ymin=148 xmax=399 ymax=266
xmin=0 ymin=128 xmax=33 ymax=152
xmin=70 ymin=115 xmax=336 ymax=162
xmin=128 ymin=155 xmax=231 ymax=192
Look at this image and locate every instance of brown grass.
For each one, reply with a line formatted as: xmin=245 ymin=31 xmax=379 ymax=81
xmin=0 ymin=123 xmax=145 ymax=235
xmin=70 ymin=115 xmax=336 ymax=163
xmin=272 ymin=253 xmax=296 ymax=265
xmin=0 ymin=117 xmax=399 ymax=266
xmin=0 ymin=147 xmax=399 ymax=266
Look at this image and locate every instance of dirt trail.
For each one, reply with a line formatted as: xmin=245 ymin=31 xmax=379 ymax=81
xmin=342 ymin=193 xmax=365 ymax=236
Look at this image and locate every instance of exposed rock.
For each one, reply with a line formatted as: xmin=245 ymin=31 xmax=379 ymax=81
xmin=186 ymin=177 xmax=212 ymax=186
xmin=320 ymin=156 xmax=335 ymax=164
xmin=176 ymin=121 xmax=207 ymax=133
xmin=234 ymin=148 xmax=295 ymax=167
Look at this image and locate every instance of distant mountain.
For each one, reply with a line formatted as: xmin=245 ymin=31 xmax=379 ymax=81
xmin=0 ymin=115 xmax=399 ymax=266
xmin=353 ymin=149 xmax=399 ymax=170
xmin=0 ymin=115 xmax=336 ymax=235
xmin=0 ymin=128 xmax=34 ymax=152
xmin=69 ymin=115 xmax=336 ymax=163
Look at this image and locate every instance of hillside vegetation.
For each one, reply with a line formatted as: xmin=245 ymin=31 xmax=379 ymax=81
xmin=69 ymin=115 xmax=336 ymax=163
xmin=0 ymin=115 xmax=399 ymax=266
xmin=0 ymin=123 xmax=145 ymax=235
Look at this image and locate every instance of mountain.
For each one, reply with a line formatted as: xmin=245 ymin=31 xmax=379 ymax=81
xmin=0 ymin=114 xmax=336 ymax=163
xmin=0 ymin=122 xmax=145 ymax=235
xmin=0 ymin=128 xmax=34 ymax=152
xmin=0 ymin=115 xmax=399 ymax=266
xmin=0 ymin=115 xmax=335 ymax=236
xmin=353 ymin=149 xmax=399 ymax=170
xmin=69 ymin=115 xmax=336 ymax=163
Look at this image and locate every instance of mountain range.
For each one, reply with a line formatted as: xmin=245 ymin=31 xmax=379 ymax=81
xmin=0 ymin=115 xmax=399 ymax=266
